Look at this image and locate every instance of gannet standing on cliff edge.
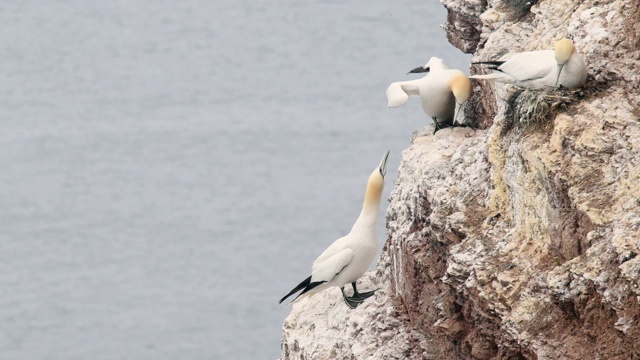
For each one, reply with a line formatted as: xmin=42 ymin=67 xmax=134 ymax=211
xmin=279 ymin=151 xmax=389 ymax=309
xmin=471 ymin=38 xmax=587 ymax=89
xmin=386 ymin=57 xmax=472 ymax=134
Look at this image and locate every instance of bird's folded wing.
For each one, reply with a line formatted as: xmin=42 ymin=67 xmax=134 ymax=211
xmin=311 ymin=248 xmax=353 ymax=283
xmin=313 ymin=235 xmax=348 ymax=265
xmin=498 ymin=50 xmax=554 ymax=81
xmin=386 ymin=80 xmax=420 ymax=108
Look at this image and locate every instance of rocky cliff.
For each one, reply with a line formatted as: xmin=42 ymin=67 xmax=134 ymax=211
xmin=280 ymin=0 xmax=640 ymax=358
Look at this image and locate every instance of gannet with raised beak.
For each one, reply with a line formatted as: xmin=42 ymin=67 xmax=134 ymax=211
xmin=279 ymin=151 xmax=389 ymax=309
xmin=386 ymin=57 xmax=472 ymax=134
xmin=471 ymin=38 xmax=587 ymax=89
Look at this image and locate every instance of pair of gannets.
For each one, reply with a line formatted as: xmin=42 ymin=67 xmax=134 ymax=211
xmin=280 ymin=151 xmax=389 ymax=309
xmin=386 ymin=39 xmax=587 ymax=131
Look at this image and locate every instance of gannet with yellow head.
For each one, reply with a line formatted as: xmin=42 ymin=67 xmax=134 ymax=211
xmin=386 ymin=57 xmax=472 ymax=134
xmin=279 ymin=151 xmax=389 ymax=309
xmin=471 ymin=38 xmax=587 ymax=89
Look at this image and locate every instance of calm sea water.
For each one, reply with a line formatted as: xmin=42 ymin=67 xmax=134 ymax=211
xmin=0 ymin=1 xmax=470 ymax=359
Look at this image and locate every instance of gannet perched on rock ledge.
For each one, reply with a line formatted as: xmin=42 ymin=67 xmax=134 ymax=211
xmin=279 ymin=151 xmax=389 ymax=309
xmin=386 ymin=57 xmax=472 ymax=134
xmin=471 ymin=38 xmax=587 ymax=89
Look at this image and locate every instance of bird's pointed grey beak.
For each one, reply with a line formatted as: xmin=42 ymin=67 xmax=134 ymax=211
xmin=555 ymin=63 xmax=564 ymax=86
xmin=408 ymin=66 xmax=429 ymax=74
xmin=378 ymin=150 xmax=390 ymax=177
xmin=453 ymin=102 xmax=464 ymax=126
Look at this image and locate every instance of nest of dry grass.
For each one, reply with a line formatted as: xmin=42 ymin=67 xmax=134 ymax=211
xmin=501 ymin=78 xmax=607 ymax=135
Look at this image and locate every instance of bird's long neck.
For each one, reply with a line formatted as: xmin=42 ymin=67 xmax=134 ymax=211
xmin=352 ymin=172 xmax=384 ymax=230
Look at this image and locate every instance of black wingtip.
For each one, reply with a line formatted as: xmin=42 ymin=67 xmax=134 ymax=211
xmin=279 ymin=276 xmax=327 ymax=304
xmin=279 ymin=275 xmax=311 ymax=304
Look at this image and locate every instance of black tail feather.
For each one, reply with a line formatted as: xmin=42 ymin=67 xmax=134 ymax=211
xmin=279 ymin=275 xmax=326 ymax=304
xmin=472 ymin=60 xmax=505 ymax=71
xmin=279 ymin=275 xmax=311 ymax=304
xmin=472 ymin=60 xmax=505 ymax=66
xmin=289 ymin=280 xmax=326 ymax=303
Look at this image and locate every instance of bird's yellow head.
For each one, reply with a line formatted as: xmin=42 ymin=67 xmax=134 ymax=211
xmin=364 ymin=151 xmax=389 ymax=207
xmin=554 ymin=38 xmax=576 ymax=65
xmin=449 ymin=72 xmax=472 ymax=105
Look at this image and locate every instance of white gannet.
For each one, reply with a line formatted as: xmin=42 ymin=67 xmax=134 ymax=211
xmin=386 ymin=57 xmax=472 ymax=134
xmin=471 ymin=38 xmax=587 ymax=89
xmin=279 ymin=151 xmax=389 ymax=309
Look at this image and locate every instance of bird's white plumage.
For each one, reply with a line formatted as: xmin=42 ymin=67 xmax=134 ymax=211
xmin=386 ymin=57 xmax=471 ymax=127
xmin=471 ymin=39 xmax=587 ymax=89
xmin=299 ymin=202 xmax=381 ymax=299
xmin=494 ymin=50 xmax=556 ymax=83
xmin=385 ymin=80 xmax=420 ymax=108
xmin=311 ymin=246 xmax=353 ymax=282
xmin=281 ymin=151 xmax=389 ymax=304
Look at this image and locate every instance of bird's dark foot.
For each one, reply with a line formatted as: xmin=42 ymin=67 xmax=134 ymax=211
xmin=343 ymin=295 xmax=365 ymax=309
xmin=432 ymin=119 xmax=453 ymax=134
xmin=341 ymin=287 xmax=366 ymax=309
xmin=354 ymin=288 xmax=378 ymax=300
xmin=451 ymin=124 xmax=476 ymax=131
xmin=351 ymin=282 xmax=378 ymax=300
xmin=433 ymin=123 xmax=453 ymax=134
xmin=451 ymin=122 xmax=469 ymax=129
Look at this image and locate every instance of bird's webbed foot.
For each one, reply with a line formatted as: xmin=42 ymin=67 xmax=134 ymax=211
xmin=341 ymin=287 xmax=366 ymax=309
xmin=351 ymin=282 xmax=378 ymax=300
xmin=354 ymin=289 xmax=377 ymax=299
xmin=344 ymin=295 xmax=365 ymax=309
xmin=451 ymin=122 xmax=469 ymax=129
xmin=432 ymin=119 xmax=441 ymax=134
xmin=432 ymin=118 xmax=453 ymax=134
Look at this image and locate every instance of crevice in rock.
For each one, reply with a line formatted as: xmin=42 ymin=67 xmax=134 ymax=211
xmin=469 ymin=79 xmax=497 ymax=129
xmin=546 ymin=173 xmax=595 ymax=262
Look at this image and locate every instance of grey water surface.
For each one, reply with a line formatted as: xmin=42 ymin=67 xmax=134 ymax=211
xmin=0 ymin=1 xmax=470 ymax=359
